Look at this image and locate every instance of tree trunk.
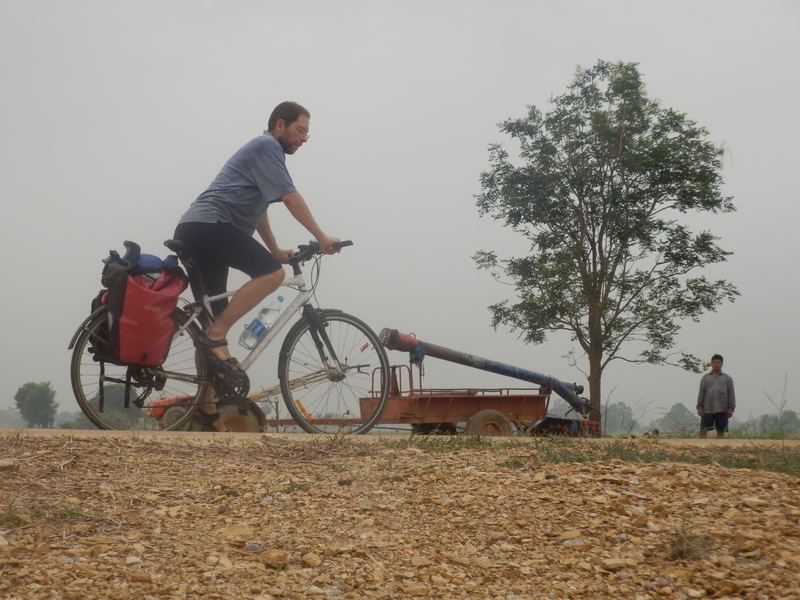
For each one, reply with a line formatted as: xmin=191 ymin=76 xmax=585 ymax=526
xmin=587 ymin=301 xmax=604 ymax=424
xmin=587 ymin=349 xmax=603 ymax=425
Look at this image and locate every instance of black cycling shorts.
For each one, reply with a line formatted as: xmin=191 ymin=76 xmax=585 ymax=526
xmin=174 ymin=221 xmax=282 ymax=316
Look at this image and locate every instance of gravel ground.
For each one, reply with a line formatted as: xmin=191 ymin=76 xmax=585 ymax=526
xmin=1 ymin=430 xmax=799 ymax=600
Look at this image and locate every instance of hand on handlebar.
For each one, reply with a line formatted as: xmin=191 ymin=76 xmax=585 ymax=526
xmin=317 ymin=235 xmax=341 ymax=254
xmin=289 ymin=239 xmax=353 ymax=266
xmin=274 ymin=248 xmax=295 ymax=264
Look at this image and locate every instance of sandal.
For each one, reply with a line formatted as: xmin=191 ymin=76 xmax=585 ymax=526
xmin=192 ymin=409 xmax=222 ymax=431
xmin=196 ymin=332 xmax=240 ymax=372
xmin=211 ymin=356 xmax=243 ymax=379
xmin=195 ymin=331 xmax=247 ymax=388
xmin=195 ymin=330 xmax=231 ymax=352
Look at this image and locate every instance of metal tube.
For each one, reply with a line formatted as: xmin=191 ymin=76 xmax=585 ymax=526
xmin=379 ymin=328 xmax=591 ymax=416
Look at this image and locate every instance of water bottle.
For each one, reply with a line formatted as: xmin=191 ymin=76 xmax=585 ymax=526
xmin=238 ymin=296 xmax=284 ymax=349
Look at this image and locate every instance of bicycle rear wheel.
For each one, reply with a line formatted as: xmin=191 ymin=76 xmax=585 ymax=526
xmin=278 ymin=310 xmax=390 ymax=434
xmin=70 ymin=309 xmax=209 ymax=431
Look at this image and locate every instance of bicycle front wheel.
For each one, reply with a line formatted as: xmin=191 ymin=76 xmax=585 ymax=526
xmin=278 ymin=310 xmax=390 ymax=434
xmin=70 ymin=309 xmax=209 ymax=431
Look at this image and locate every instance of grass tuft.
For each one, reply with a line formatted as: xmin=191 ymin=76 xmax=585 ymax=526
xmin=669 ymin=520 xmax=712 ymax=561
xmin=0 ymin=498 xmax=85 ymax=528
xmin=385 ymin=433 xmax=495 ymax=453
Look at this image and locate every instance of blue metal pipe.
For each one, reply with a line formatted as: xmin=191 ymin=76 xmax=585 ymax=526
xmin=379 ymin=329 xmax=591 ymax=416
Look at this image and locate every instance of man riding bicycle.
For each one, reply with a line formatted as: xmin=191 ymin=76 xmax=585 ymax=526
xmin=174 ymin=101 xmax=340 ymax=431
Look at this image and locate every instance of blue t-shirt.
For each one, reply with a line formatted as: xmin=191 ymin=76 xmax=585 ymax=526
xmin=178 ymin=132 xmax=297 ymax=234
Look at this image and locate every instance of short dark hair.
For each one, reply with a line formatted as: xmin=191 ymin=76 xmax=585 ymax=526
xmin=711 ymin=354 xmax=723 ymax=362
xmin=268 ymin=101 xmax=310 ymax=132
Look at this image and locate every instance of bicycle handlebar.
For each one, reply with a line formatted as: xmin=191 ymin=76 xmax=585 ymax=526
xmin=290 ymin=240 xmax=353 ymax=266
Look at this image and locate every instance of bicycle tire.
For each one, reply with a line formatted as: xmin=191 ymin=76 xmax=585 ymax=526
xmin=69 ymin=308 xmax=209 ymax=431
xmin=277 ymin=310 xmax=390 ymax=434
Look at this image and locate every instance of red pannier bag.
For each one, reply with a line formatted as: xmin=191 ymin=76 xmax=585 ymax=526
xmin=107 ymin=267 xmax=187 ymax=366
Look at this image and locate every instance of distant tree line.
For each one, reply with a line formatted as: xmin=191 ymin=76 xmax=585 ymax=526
xmin=4 ymin=380 xmax=796 ymax=438
xmin=5 ymin=381 xmax=96 ymax=429
xmin=549 ymin=396 xmax=799 ymax=437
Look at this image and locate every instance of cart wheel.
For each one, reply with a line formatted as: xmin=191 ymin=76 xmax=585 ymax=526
xmin=464 ymin=410 xmax=513 ymax=436
xmin=159 ymin=401 xmax=267 ymax=432
xmin=161 ymin=406 xmax=192 ymax=431
xmin=216 ymin=401 xmax=267 ymax=432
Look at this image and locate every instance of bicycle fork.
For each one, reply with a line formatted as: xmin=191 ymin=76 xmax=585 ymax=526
xmin=302 ymin=306 xmax=346 ymax=380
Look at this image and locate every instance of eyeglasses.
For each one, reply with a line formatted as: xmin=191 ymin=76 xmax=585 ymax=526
xmin=287 ymin=122 xmax=310 ymax=139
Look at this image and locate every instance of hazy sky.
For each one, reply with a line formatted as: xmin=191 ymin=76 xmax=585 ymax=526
xmin=1 ymin=1 xmax=798 ymax=425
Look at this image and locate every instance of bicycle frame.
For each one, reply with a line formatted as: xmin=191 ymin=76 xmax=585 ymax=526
xmin=70 ymin=239 xmax=390 ymax=433
xmin=239 ymin=273 xmax=309 ymax=370
xmin=175 ymin=271 xmax=317 ymax=373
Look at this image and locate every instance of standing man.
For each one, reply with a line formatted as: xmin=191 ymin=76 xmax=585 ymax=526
xmin=696 ymin=354 xmax=736 ymax=438
xmin=174 ymin=101 xmax=340 ymax=431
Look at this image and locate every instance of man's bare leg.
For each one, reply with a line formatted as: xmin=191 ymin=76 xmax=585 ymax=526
xmin=196 ymin=386 xmax=227 ymax=432
xmin=192 ymin=346 xmax=228 ymax=432
xmin=203 ymin=269 xmax=286 ymax=362
xmin=194 ymin=269 xmax=285 ymax=431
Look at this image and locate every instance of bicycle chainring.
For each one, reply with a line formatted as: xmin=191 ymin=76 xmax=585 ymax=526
xmin=213 ymin=369 xmax=250 ymax=402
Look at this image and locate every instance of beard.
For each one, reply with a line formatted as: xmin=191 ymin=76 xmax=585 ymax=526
xmin=276 ymin=133 xmax=297 ymax=155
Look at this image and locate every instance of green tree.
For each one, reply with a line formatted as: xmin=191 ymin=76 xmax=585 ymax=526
xmin=652 ymin=402 xmax=697 ymax=435
xmin=756 ymin=410 xmax=800 ymax=435
xmin=14 ymin=382 xmax=58 ymax=428
xmin=601 ymin=401 xmax=641 ymax=435
xmin=474 ymin=60 xmax=739 ymax=419
xmin=82 ymin=384 xmax=141 ymax=429
xmin=58 ymin=411 xmax=97 ymax=430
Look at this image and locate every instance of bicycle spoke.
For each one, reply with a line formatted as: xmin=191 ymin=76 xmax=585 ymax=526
xmin=278 ymin=311 xmax=389 ymax=434
xmin=70 ymin=311 xmax=208 ymax=431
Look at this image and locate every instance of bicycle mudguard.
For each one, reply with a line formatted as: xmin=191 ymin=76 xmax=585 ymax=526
xmin=68 ymin=306 xmax=108 ymax=350
xmin=301 ymin=305 xmax=344 ymax=326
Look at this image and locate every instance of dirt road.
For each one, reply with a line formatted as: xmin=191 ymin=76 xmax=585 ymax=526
xmin=2 ymin=429 xmax=799 ymax=599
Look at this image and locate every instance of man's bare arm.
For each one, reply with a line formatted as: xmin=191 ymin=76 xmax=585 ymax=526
xmin=282 ymin=191 xmax=339 ymax=252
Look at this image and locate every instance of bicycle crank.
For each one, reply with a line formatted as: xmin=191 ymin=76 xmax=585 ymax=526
xmin=213 ymin=368 xmax=250 ymax=401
